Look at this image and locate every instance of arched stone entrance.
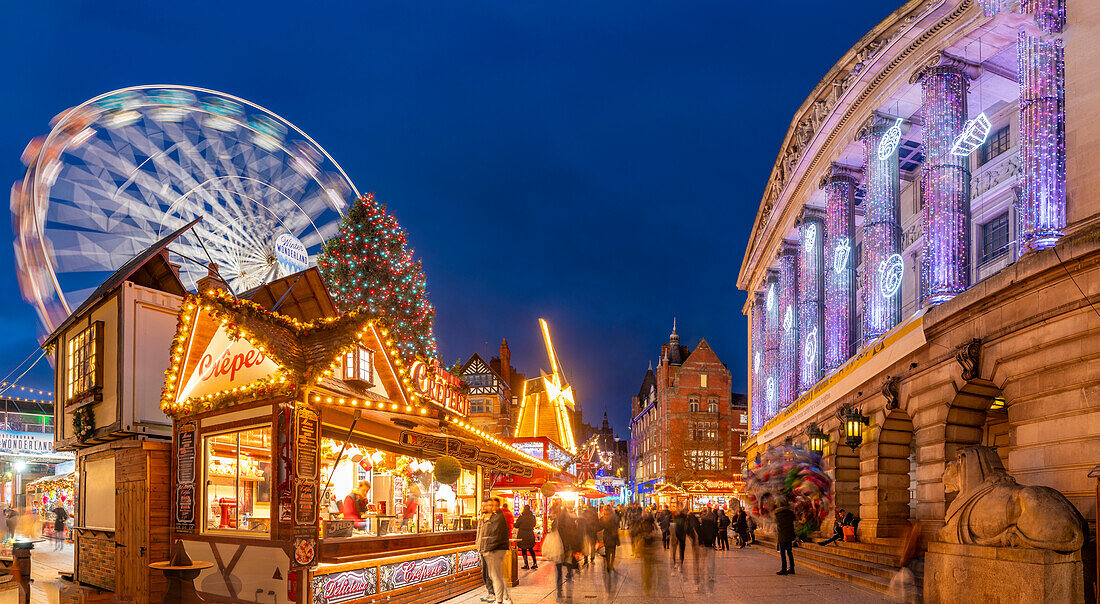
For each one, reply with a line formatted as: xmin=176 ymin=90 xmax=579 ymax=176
xmin=860 ymin=409 xmax=914 ymax=539
xmin=830 ymin=434 xmax=860 ymax=518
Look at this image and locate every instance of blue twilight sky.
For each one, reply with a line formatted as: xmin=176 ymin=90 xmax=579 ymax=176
xmin=1 ymin=1 xmax=888 ymax=434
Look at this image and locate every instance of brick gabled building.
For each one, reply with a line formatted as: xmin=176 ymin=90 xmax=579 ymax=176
xmin=630 ymin=322 xmax=736 ymax=505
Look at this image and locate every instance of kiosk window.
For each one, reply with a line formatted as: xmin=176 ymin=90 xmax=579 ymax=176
xmin=204 ymin=425 xmax=273 ymax=534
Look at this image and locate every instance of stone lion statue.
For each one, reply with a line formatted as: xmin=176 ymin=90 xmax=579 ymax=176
xmin=941 ymin=445 xmax=1084 ymax=552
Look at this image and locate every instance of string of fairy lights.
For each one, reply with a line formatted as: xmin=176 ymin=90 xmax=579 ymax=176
xmin=749 ymin=0 xmax=1068 ymax=436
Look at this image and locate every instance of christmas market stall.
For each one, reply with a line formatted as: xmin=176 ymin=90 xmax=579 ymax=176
xmin=161 ymin=289 xmax=557 ymax=604
xmin=26 ymin=472 xmax=77 ymax=541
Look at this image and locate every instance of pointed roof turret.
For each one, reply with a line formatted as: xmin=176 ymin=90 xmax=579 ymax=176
xmin=667 ymin=317 xmax=684 ymax=365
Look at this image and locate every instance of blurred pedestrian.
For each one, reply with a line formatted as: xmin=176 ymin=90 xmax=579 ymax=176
xmin=657 ymin=505 xmax=671 ymax=549
xmin=515 ymin=505 xmax=538 ymax=570
xmin=716 ymin=509 xmax=730 ymax=551
xmin=477 ymin=498 xmax=511 ymax=604
xmin=774 ymin=497 xmax=796 ymax=576
xmin=695 ymin=510 xmax=718 ymax=592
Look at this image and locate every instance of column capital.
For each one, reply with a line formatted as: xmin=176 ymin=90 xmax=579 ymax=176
xmin=780 ymin=241 xmax=800 ymax=257
xmin=820 ymin=162 xmax=862 ymax=188
xmin=856 ymin=112 xmax=907 ymax=143
xmin=909 ymin=51 xmax=982 ymax=84
xmin=798 ymin=207 xmax=826 ymax=224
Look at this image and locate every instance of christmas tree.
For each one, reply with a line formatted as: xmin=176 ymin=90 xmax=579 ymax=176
xmin=318 ymin=193 xmax=438 ymax=363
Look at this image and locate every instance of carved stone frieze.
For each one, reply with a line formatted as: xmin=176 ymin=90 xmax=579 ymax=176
xmin=972 ymin=148 xmax=1021 ymax=198
xmin=748 ymin=0 xmax=940 ymax=254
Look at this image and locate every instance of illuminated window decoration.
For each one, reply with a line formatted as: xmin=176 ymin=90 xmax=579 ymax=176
xmin=777 ymin=248 xmax=798 ymax=408
xmin=876 ymin=119 xmax=903 ymax=160
xmin=949 ymin=113 xmax=992 ymax=157
xmin=918 ymin=64 xmax=972 ymax=304
xmin=1018 ymin=28 xmax=1066 ymax=252
xmin=859 ymin=115 xmax=902 ymax=344
xmin=878 ymin=253 xmax=905 ymax=298
xmin=823 ymin=166 xmax=857 ymax=372
xmin=802 ymin=328 xmax=818 ymax=367
xmin=833 ymin=237 xmax=851 ymax=275
xmin=797 ymin=215 xmax=824 ymax=393
xmin=763 ymin=272 xmax=780 ymax=421
xmin=750 ymin=293 xmax=766 ymax=433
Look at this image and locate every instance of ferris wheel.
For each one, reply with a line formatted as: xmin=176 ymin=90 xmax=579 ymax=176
xmin=12 ymin=85 xmax=359 ymax=333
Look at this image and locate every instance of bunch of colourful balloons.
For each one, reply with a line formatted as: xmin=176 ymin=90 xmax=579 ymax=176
xmin=744 ymin=445 xmax=833 ymax=537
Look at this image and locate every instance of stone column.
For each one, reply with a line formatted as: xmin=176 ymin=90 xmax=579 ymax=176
xmin=798 ymin=210 xmax=825 ymax=394
xmin=1018 ymin=2 xmax=1066 ymax=251
xmin=763 ymin=270 xmax=780 ymax=420
xmin=822 ymin=164 xmax=860 ymax=371
xmin=913 ymin=54 xmax=979 ymax=305
xmin=857 ymin=114 xmax=904 ymax=344
xmin=778 ymin=245 xmax=799 ymax=407
xmin=750 ymin=292 xmax=766 ymax=433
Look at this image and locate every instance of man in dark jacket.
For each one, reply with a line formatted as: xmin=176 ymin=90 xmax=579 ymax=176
xmin=669 ymin=504 xmax=691 ymax=570
xmin=581 ymin=506 xmax=599 ymax=567
xmin=657 ymin=505 xmax=671 ymax=549
xmin=695 ymin=510 xmax=719 ymax=592
xmin=478 ymin=498 xmax=512 ymax=603
xmin=716 ymin=509 xmax=731 ymax=551
xmin=774 ymin=498 xmax=797 ymax=575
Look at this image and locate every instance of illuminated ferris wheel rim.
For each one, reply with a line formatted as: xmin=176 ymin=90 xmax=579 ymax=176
xmin=16 ymin=84 xmax=361 ymax=333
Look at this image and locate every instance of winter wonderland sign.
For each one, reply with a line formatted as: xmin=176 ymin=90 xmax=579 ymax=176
xmin=275 ymin=233 xmax=309 ymax=274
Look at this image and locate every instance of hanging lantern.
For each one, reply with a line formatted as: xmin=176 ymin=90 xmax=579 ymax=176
xmin=839 ymin=404 xmax=869 ymax=450
xmin=806 ymin=422 xmax=828 ymax=455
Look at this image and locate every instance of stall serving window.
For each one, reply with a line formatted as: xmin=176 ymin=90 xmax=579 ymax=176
xmin=319 ymin=438 xmax=478 ymax=540
xmin=204 ymin=425 xmax=273 ymax=534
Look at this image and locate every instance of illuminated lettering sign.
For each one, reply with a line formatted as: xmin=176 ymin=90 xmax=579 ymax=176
xmin=410 ymin=360 xmax=469 ymax=416
xmin=379 ymin=554 xmax=456 ymax=592
xmin=274 ymin=233 xmax=308 ymax=274
xmin=312 ymin=567 xmax=377 ymax=604
xmin=178 ymin=324 xmax=279 ymax=401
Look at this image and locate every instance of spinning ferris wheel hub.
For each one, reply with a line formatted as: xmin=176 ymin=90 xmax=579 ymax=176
xmin=12 ymin=85 xmax=359 ymax=334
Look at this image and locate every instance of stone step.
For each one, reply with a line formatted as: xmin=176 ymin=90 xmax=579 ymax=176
xmin=750 ymin=542 xmax=893 ymax=594
xmin=799 ymin=541 xmax=902 ymax=567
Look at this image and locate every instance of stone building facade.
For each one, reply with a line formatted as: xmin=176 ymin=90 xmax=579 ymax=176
xmin=738 ymin=0 xmax=1098 ymax=592
xmin=629 ymin=324 xmax=735 ymax=502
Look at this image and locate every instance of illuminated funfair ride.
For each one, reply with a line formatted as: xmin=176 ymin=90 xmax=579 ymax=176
xmin=12 ymin=85 xmax=356 ymax=334
xmin=514 ymin=318 xmax=578 ymax=454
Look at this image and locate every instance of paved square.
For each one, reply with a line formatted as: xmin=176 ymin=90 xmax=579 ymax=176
xmin=444 ymin=540 xmax=889 ymax=604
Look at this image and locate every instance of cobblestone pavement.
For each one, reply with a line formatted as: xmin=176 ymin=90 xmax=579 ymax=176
xmin=443 ymin=540 xmax=889 ymax=604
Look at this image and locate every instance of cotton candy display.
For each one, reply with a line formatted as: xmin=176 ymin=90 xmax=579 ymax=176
xmin=743 ymin=445 xmax=833 ymax=537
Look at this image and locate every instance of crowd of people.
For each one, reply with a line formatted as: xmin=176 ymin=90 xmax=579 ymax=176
xmin=475 ymin=498 xmax=805 ymax=601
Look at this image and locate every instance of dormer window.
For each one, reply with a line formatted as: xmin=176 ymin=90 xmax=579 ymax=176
xmin=343 ymin=346 xmax=374 ymax=385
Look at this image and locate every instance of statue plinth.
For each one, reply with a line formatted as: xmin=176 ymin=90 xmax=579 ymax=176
xmin=924 ymin=541 xmax=1083 ymax=604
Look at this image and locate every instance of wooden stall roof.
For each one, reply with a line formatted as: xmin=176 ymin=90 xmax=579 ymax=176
xmin=239 ymin=267 xmax=336 ymax=323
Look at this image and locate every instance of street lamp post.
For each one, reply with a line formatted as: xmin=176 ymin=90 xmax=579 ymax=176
xmin=838 ymin=404 xmax=868 ymax=450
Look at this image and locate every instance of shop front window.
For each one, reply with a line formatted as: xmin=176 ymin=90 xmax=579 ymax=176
xmin=204 ymin=425 xmax=273 ymax=534
xmin=320 ymin=439 xmax=478 ymax=539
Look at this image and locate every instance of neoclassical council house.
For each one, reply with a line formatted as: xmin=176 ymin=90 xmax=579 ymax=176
xmin=738 ymin=0 xmax=1097 ymax=599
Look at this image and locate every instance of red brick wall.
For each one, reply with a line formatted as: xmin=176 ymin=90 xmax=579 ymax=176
xmin=76 ymin=531 xmax=116 ymax=591
xmin=659 ymin=341 xmax=733 ymax=482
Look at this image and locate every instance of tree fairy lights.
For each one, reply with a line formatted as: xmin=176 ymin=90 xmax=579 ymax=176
xmin=917 ymin=62 xmax=973 ymax=304
xmin=798 ymin=213 xmax=824 ymax=394
xmin=1018 ymin=10 xmax=1066 ymax=251
xmin=778 ymin=246 xmax=799 ymax=408
xmin=858 ymin=115 xmax=903 ymax=344
xmin=823 ymin=165 xmax=858 ymax=372
xmin=318 ymin=193 xmax=438 ymax=364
